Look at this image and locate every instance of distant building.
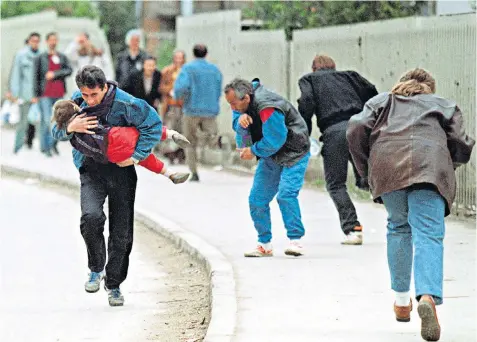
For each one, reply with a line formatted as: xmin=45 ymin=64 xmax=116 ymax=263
xmin=136 ymin=0 xmax=252 ymax=55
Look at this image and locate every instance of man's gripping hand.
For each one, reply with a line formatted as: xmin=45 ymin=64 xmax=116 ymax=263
xmin=66 ymin=114 xmax=98 ymax=135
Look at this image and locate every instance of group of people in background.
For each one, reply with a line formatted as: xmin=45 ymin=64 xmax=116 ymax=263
xmin=6 ymin=27 xmax=475 ymax=342
xmin=7 ymin=28 xmax=224 ymax=183
xmin=8 ymin=31 xmax=72 ymax=157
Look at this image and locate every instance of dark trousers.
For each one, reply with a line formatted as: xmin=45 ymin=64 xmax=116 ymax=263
xmin=321 ymin=121 xmax=361 ymax=234
xmin=79 ymin=159 xmax=137 ymax=288
xmin=26 ymin=124 xmax=35 ymax=148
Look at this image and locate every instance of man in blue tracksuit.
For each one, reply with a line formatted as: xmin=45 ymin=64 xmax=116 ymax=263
xmin=224 ymin=78 xmax=310 ymax=257
xmin=52 ymin=66 xmax=162 ymax=306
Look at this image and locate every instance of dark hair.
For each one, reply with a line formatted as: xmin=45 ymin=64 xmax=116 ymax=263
xmin=82 ymin=32 xmax=90 ymax=39
xmin=144 ymin=55 xmax=157 ymax=63
xmin=52 ymin=100 xmax=81 ymax=129
xmin=46 ymin=32 xmax=57 ymax=40
xmin=193 ymin=44 xmax=207 ymax=58
xmin=75 ymin=65 xmax=107 ymax=89
xmin=28 ymin=32 xmax=40 ymax=40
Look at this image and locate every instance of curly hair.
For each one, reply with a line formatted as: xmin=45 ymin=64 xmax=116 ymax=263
xmin=391 ymin=68 xmax=436 ymax=96
xmin=52 ymin=100 xmax=81 ymax=129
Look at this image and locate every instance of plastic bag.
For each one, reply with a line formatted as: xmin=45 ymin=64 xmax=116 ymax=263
xmin=8 ymin=101 xmax=21 ymax=125
xmin=28 ymin=103 xmax=41 ymax=124
xmin=0 ymin=100 xmax=11 ymax=126
xmin=309 ymin=137 xmax=323 ymax=157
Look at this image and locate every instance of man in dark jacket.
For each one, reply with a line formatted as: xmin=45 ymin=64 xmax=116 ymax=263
xmin=34 ymin=32 xmax=72 ymax=156
xmin=225 ymin=78 xmax=310 ymax=258
xmin=52 ymin=66 xmax=162 ymax=307
xmin=124 ymin=56 xmax=161 ymax=111
xmin=115 ymin=29 xmax=147 ymax=89
xmin=297 ymin=55 xmax=378 ymax=245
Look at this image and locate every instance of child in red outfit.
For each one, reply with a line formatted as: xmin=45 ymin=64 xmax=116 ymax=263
xmin=53 ymin=99 xmax=190 ymax=184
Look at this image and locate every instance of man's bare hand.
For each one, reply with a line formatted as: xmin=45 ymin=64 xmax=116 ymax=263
xmin=66 ymin=114 xmax=98 ymax=134
xmin=31 ymin=97 xmax=38 ymax=104
xmin=239 ymin=147 xmax=254 ymax=160
xmin=116 ymin=158 xmax=134 ymax=167
xmin=238 ymin=114 xmax=253 ymax=128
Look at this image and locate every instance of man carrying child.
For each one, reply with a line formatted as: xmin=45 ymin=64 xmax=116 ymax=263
xmin=52 ymin=66 xmax=162 ymax=307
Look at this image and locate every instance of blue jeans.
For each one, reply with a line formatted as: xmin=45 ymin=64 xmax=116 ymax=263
xmin=381 ymin=187 xmax=446 ymax=305
xmin=39 ymin=97 xmax=61 ymax=153
xmin=249 ymin=153 xmax=310 ymax=244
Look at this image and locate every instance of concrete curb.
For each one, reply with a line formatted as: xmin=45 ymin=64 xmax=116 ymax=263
xmin=1 ymin=164 xmax=237 ymax=342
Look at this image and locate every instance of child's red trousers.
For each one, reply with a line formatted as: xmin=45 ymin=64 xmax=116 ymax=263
xmin=106 ymin=126 xmax=167 ymax=173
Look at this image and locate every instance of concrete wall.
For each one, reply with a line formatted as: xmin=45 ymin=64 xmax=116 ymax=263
xmin=176 ymin=10 xmax=287 ymax=136
xmin=1 ymin=11 xmax=114 ymax=99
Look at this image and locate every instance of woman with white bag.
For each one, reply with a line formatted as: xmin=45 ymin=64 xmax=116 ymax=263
xmin=9 ymin=32 xmax=41 ymax=154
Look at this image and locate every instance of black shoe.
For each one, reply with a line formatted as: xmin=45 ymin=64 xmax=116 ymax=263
xmin=190 ymin=173 xmax=199 ymax=182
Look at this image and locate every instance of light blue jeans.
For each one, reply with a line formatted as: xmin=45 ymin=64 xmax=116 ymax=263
xmin=249 ymin=153 xmax=310 ymax=244
xmin=14 ymin=102 xmax=32 ymax=153
xmin=381 ymin=187 xmax=446 ymax=305
xmin=39 ymin=97 xmax=61 ymax=153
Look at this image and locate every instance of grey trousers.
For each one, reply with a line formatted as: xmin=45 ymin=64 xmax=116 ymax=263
xmin=182 ymin=116 xmax=219 ymax=173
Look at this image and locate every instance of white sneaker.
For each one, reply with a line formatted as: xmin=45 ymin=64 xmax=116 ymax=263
xmin=341 ymin=231 xmax=363 ymax=245
xmin=244 ymin=244 xmax=273 ymax=257
xmin=284 ymin=240 xmax=304 ymax=256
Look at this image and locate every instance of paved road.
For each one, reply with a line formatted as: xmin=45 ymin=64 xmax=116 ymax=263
xmin=0 ymin=178 xmax=169 ymax=342
xmin=1 ymin=129 xmax=476 ymax=341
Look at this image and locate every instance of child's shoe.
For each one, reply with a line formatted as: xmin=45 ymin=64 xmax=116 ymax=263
xmin=169 ymin=172 xmax=190 ymax=184
xmin=171 ymin=132 xmax=190 ymax=148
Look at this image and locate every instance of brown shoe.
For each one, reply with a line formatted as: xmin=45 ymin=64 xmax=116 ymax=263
xmin=418 ymin=295 xmax=441 ymax=341
xmin=169 ymin=172 xmax=190 ymax=184
xmin=394 ymin=300 xmax=412 ymax=322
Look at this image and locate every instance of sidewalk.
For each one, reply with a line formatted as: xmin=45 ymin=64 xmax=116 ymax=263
xmin=1 ymin=128 xmax=475 ymax=342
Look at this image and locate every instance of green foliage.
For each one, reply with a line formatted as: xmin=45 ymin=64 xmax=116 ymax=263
xmin=156 ymin=40 xmax=176 ymax=70
xmin=1 ymin=1 xmax=97 ymax=19
xmin=243 ymin=1 xmax=424 ymax=40
xmin=97 ymin=0 xmax=137 ymax=61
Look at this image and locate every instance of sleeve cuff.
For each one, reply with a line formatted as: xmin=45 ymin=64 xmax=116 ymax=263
xmin=251 ymin=144 xmax=262 ymax=158
xmin=59 ymin=129 xmax=74 ymax=141
xmin=131 ymin=152 xmax=144 ymax=162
